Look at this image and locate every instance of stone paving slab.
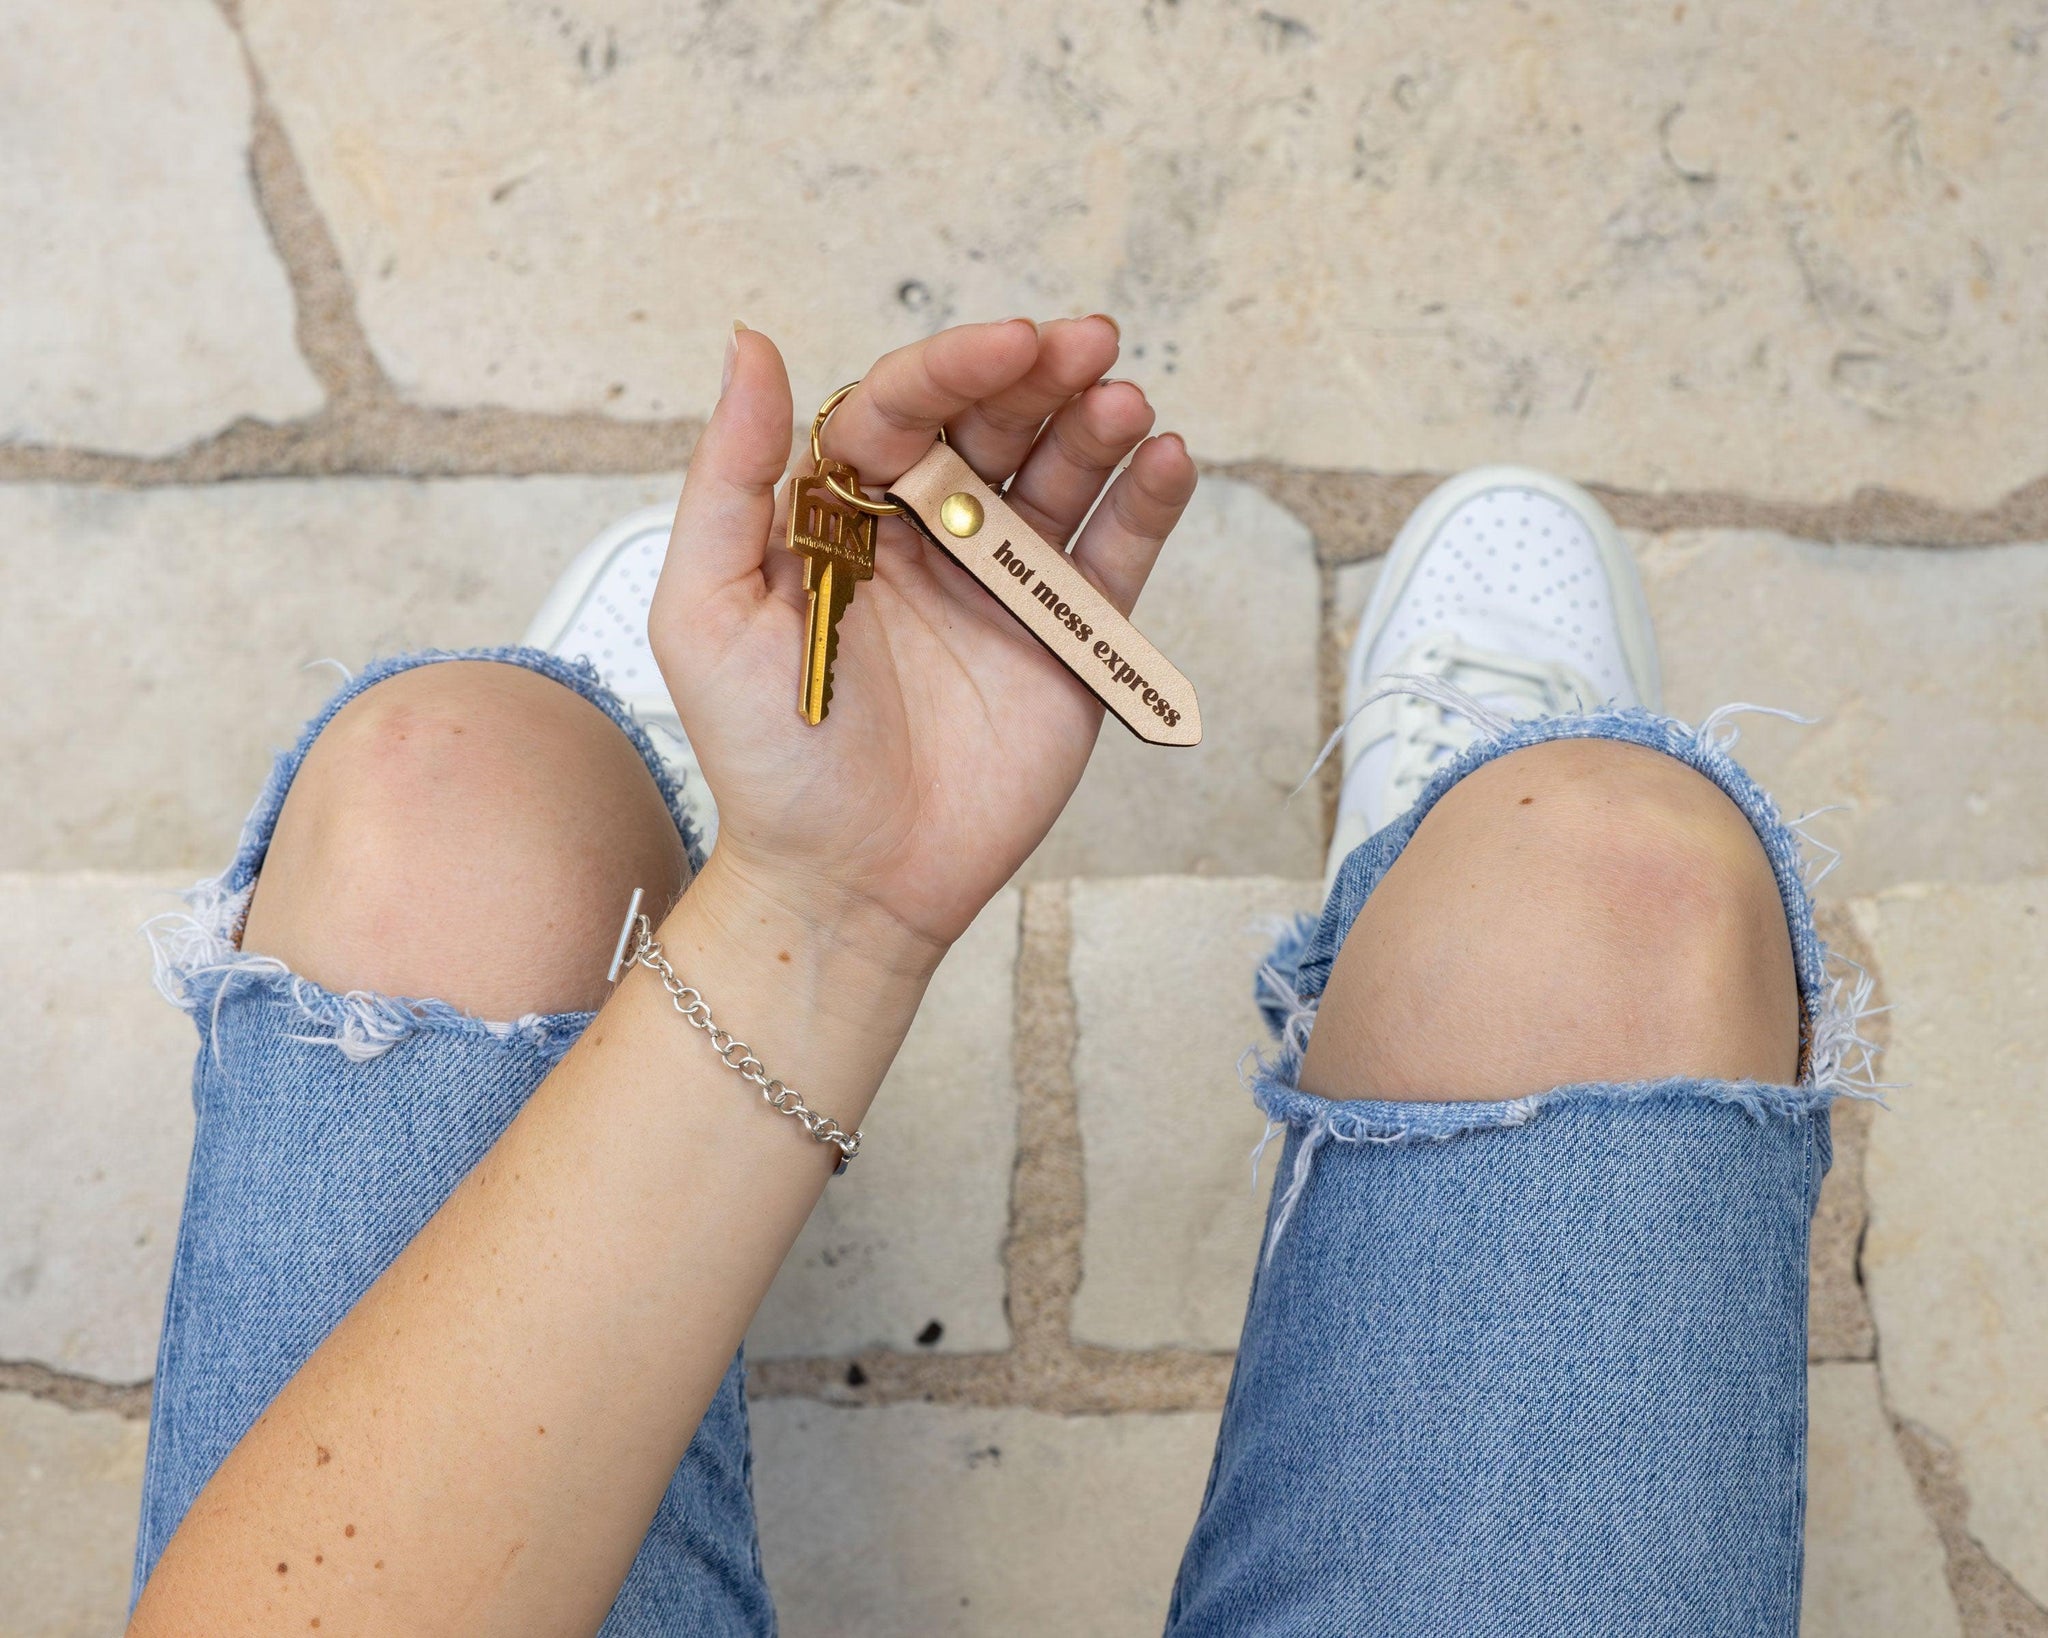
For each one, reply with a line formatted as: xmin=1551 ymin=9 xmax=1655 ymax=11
xmin=1863 ymin=877 xmax=2048 ymax=1606
xmin=1803 ymin=1363 xmax=1961 ymax=1638
xmin=1337 ymin=533 xmax=2048 ymax=895
xmin=751 ymin=892 xmax=1018 ymax=1359
xmin=1807 ymin=1082 xmax=1876 ymax=1363
xmin=1638 ymin=533 xmax=2048 ymax=895
xmin=0 ymin=476 xmax=681 ymax=872
xmin=238 ymin=0 xmax=2048 ymax=506
xmin=1029 ymin=478 xmax=1322 ymax=881
xmin=0 ymin=1391 xmax=147 ymax=1637
xmin=0 ymin=874 xmax=196 ymax=1384
xmin=1069 ymin=877 xmax=1311 ymax=1350
xmin=0 ymin=0 xmax=320 ymax=456
xmin=753 ymin=1401 xmax=1217 ymax=1636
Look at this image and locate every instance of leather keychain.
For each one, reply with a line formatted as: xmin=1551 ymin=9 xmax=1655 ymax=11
xmin=788 ymin=384 xmax=1202 ymax=746
xmin=887 ymin=442 xmax=1202 ymax=747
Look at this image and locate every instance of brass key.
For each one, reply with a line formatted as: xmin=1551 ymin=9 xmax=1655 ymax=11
xmin=786 ymin=459 xmax=876 ymax=724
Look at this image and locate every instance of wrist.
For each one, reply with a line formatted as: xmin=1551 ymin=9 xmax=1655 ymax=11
xmin=675 ymin=852 xmax=948 ymax=994
xmin=627 ymin=854 xmax=940 ymax=1144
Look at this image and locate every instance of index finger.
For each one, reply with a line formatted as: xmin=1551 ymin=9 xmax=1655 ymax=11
xmin=820 ymin=319 xmax=1040 ymax=492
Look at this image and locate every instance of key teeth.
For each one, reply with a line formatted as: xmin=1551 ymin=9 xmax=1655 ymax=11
xmin=795 ymin=534 xmax=860 ymax=726
xmin=815 ymin=620 xmax=840 ymax=722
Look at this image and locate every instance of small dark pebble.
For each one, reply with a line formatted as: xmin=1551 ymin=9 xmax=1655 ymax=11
xmin=915 ymin=1320 xmax=944 ymax=1347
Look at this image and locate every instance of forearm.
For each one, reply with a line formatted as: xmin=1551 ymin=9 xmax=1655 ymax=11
xmin=132 ymin=857 xmax=940 ymax=1636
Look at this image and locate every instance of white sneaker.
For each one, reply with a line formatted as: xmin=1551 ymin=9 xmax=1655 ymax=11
xmin=1325 ymin=466 xmax=1660 ymax=890
xmin=522 ymin=504 xmax=719 ymax=851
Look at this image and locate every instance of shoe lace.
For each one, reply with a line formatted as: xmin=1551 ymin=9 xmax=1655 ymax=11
xmin=1383 ymin=636 xmax=1595 ymax=808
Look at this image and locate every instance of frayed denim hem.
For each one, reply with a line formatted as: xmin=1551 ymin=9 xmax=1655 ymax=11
xmin=142 ymin=646 xmax=698 ymax=1065
xmin=1243 ymin=684 xmax=1885 ymax=1259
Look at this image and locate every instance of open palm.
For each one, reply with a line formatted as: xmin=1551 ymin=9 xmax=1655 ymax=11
xmin=651 ymin=319 xmax=1197 ymax=953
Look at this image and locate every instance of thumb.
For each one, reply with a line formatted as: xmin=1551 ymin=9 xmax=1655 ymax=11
xmin=662 ymin=324 xmax=795 ymax=600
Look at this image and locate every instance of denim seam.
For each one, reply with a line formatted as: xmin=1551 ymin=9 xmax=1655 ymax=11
xmin=143 ymin=647 xmax=699 ymax=1067
xmin=1782 ymin=1118 xmax=1819 ymax=1634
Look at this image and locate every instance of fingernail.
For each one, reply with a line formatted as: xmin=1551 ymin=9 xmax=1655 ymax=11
xmin=721 ymin=320 xmax=746 ymax=396
xmin=1003 ymin=316 xmax=1040 ymax=332
xmin=1085 ymin=312 xmax=1121 ymax=339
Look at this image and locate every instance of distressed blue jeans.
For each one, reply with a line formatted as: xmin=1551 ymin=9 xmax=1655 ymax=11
xmin=137 ymin=649 xmax=1862 ymax=1634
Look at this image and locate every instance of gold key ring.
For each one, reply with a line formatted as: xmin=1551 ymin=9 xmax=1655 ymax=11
xmin=809 ymin=382 xmax=909 ymax=517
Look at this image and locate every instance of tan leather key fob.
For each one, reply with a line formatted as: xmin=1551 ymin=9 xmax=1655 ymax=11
xmin=889 ymin=444 xmax=1201 ymax=747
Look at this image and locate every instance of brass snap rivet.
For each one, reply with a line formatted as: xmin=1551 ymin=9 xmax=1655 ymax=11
xmin=939 ymin=491 xmax=984 ymax=538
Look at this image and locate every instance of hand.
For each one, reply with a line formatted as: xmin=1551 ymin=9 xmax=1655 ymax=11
xmin=650 ymin=318 xmax=1197 ymax=967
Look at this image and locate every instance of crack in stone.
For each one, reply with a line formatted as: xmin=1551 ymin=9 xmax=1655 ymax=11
xmin=0 ymin=406 xmax=707 ymax=485
xmin=746 ymin=1348 xmax=1234 ymax=1415
xmin=1003 ymin=881 xmax=1084 ymax=1354
xmin=1808 ymin=902 xmax=1882 ymax=1363
xmin=1314 ymin=557 xmax=1344 ymax=840
xmin=0 ymin=1360 xmax=152 ymax=1421
xmin=1886 ymin=1408 xmax=2048 ymax=1638
xmin=217 ymin=0 xmax=379 ymax=410
xmin=11 ymin=431 xmax=2045 ymax=568
xmin=1227 ymin=462 xmax=2048 ymax=564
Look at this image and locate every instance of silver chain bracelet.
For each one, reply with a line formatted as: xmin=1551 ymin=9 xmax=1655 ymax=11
xmin=607 ymin=890 xmax=862 ymax=1173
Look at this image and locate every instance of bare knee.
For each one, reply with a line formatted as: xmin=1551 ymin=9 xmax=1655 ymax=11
xmin=241 ymin=661 xmax=689 ymax=1016
xmin=1301 ymin=739 xmax=1801 ymax=1101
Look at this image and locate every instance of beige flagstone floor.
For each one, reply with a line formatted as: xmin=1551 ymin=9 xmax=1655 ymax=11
xmin=4 ymin=3 xmax=2045 ymax=1633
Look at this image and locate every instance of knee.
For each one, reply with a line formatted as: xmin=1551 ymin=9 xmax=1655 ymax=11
xmin=240 ymin=661 xmax=689 ymax=1016
xmin=1301 ymin=739 xmax=1802 ymax=1100
xmin=1433 ymin=740 xmax=1798 ymax=989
